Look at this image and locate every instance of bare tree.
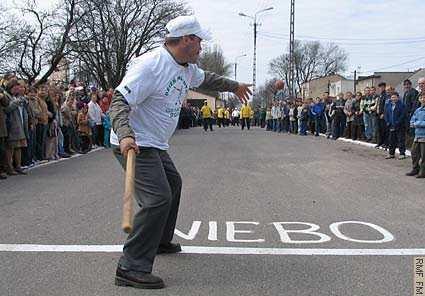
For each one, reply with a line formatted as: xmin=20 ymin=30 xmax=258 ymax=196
xmin=195 ymin=44 xmax=232 ymax=98
xmin=70 ymin=0 xmax=188 ymax=89
xmin=255 ymin=79 xmax=277 ymax=108
xmin=0 ymin=0 xmax=80 ymax=85
xmin=197 ymin=45 xmax=232 ymax=77
xmin=269 ymin=40 xmax=348 ymax=94
xmin=0 ymin=7 xmax=19 ymax=67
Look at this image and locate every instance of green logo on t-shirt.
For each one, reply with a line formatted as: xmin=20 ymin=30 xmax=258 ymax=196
xmin=164 ymin=75 xmax=188 ymax=118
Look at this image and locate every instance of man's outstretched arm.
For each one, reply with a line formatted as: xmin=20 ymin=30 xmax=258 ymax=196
xmin=199 ymin=71 xmax=252 ymax=103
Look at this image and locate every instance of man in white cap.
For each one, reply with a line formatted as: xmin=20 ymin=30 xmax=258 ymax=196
xmin=110 ymin=15 xmax=252 ymax=289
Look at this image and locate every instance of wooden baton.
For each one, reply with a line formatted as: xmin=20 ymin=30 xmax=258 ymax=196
xmin=122 ymin=148 xmax=136 ymax=234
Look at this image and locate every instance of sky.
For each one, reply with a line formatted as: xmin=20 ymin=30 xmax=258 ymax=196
xmin=184 ymin=0 xmax=425 ymax=86
xmin=6 ymin=0 xmax=425 ymax=87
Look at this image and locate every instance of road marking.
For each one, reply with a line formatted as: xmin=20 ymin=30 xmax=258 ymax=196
xmin=335 ymin=137 xmax=412 ymax=157
xmin=1 ymin=244 xmax=425 ymax=256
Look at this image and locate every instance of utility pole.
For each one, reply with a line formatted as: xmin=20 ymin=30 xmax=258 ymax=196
xmin=289 ymin=0 xmax=295 ymax=98
xmin=234 ymin=54 xmax=246 ymax=81
xmin=239 ymin=7 xmax=273 ymax=102
xmin=253 ymin=21 xmax=257 ymax=101
xmin=354 ymin=70 xmax=357 ymax=94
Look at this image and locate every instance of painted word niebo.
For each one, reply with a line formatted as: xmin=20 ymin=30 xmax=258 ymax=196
xmin=174 ymin=221 xmax=394 ymax=244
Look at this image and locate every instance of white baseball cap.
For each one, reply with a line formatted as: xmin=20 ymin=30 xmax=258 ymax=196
xmin=166 ymin=15 xmax=212 ymax=41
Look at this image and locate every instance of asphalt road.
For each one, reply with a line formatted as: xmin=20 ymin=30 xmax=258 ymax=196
xmin=1 ymin=126 xmax=424 ymax=296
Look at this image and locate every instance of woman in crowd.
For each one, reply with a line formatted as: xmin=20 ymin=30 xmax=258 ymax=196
xmin=4 ymin=80 xmax=28 ymax=175
xmin=88 ymin=93 xmax=104 ymax=147
xmin=77 ymin=104 xmax=92 ymax=153
xmin=45 ymin=88 xmax=59 ymax=160
xmin=34 ymin=86 xmax=49 ymax=161
xmin=61 ymin=94 xmax=76 ymax=155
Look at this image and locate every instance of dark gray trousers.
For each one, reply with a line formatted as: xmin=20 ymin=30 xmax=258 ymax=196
xmin=411 ymin=141 xmax=425 ymax=174
xmin=113 ymin=147 xmax=182 ymax=273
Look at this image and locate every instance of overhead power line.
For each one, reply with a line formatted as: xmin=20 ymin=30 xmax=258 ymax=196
xmin=364 ymin=56 xmax=425 ymax=72
xmin=258 ymin=31 xmax=425 ymax=46
xmin=258 ymin=31 xmax=425 ymax=42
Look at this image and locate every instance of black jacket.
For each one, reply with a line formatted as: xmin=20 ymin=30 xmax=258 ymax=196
xmin=403 ymin=88 xmax=419 ymax=115
xmin=376 ymin=91 xmax=390 ymax=116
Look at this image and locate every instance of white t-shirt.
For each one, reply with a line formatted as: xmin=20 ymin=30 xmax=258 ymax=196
xmin=110 ymin=46 xmax=205 ymax=150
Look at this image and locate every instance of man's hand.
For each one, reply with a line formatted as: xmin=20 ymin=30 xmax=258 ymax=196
xmin=120 ymin=137 xmax=139 ymax=157
xmin=233 ymin=83 xmax=253 ymax=104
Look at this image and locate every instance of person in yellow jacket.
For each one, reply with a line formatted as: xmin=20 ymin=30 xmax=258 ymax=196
xmin=200 ymin=101 xmax=213 ymax=131
xmin=217 ymin=106 xmax=225 ymax=128
xmin=240 ymin=102 xmax=252 ymax=130
xmin=224 ymin=108 xmax=230 ymax=127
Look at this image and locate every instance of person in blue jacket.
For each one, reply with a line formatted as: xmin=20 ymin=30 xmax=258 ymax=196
xmin=406 ymin=93 xmax=425 ymax=178
xmin=384 ymin=93 xmax=407 ymax=159
xmin=102 ymin=111 xmax=112 ymax=148
xmin=310 ymin=97 xmax=325 ymax=136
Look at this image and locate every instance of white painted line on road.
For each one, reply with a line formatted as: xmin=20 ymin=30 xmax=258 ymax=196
xmin=335 ymin=137 xmax=411 ymax=157
xmin=1 ymin=244 xmax=425 ymax=256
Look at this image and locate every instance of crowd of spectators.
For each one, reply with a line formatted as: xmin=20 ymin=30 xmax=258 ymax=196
xmin=185 ymin=78 xmax=424 ymax=179
xmin=0 ymin=74 xmax=113 ymax=180
xmin=264 ymin=78 xmax=425 ymax=178
xmin=2 ymin=72 xmax=424 ymax=180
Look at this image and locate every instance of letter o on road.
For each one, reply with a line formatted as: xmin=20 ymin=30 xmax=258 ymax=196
xmin=329 ymin=221 xmax=394 ymax=243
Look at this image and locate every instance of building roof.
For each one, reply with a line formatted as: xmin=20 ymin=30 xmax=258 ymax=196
xmin=301 ymin=74 xmax=347 ymax=86
xmin=395 ymin=68 xmax=425 ymax=94
xmin=357 ymin=71 xmax=415 ymax=82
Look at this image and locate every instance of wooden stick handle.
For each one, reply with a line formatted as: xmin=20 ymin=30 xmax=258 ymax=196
xmin=122 ymin=149 xmax=136 ymax=234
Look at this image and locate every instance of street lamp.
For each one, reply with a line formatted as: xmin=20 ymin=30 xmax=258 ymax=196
xmin=234 ymin=54 xmax=247 ymax=81
xmin=239 ymin=7 xmax=274 ymax=101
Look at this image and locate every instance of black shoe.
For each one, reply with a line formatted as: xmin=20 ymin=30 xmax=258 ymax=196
xmin=416 ymin=173 xmax=425 ymax=179
xmin=115 ymin=266 xmax=164 ymax=289
xmin=0 ymin=172 xmax=7 ymax=180
xmin=406 ymin=170 xmax=419 ymax=176
xmin=157 ymin=242 xmax=182 ymax=254
xmin=6 ymin=170 xmax=18 ymax=176
xmin=15 ymin=168 xmax=27 ymax=175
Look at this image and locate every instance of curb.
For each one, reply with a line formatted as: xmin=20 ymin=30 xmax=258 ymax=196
xmin=331 ymin=136 xmax=411 ymax=157
xmin=26 ymin=147 xmax=105 ymax=172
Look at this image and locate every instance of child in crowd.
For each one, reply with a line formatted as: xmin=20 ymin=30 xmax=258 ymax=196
xmin=265 ymin=107 xmax=272 ymax=131
xmin=384 ymin=93 xmax=406 ymax=159
xmin=289 ymin=102 xmax=297 ymax=134
xmin=103 ymin=111 xmax=111 ymax=148
xmin=77 ymin=104 xmax=92 ymax=154
xmin=299 ymin=103 xmax=309 ymax=136
xmin=297 ymin=101 xmax=304 ymax=134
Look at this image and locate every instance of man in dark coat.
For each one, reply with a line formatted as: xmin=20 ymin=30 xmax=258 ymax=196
xmin=402 ymin=79 xmax=419 ymax=148
xmin=375 ymin=82 xmax=390 ymax=148
xmin=331 ymin=93 xmax=346 ymax=139
xmin=0 ymin=79 xmax=11 ymax=179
